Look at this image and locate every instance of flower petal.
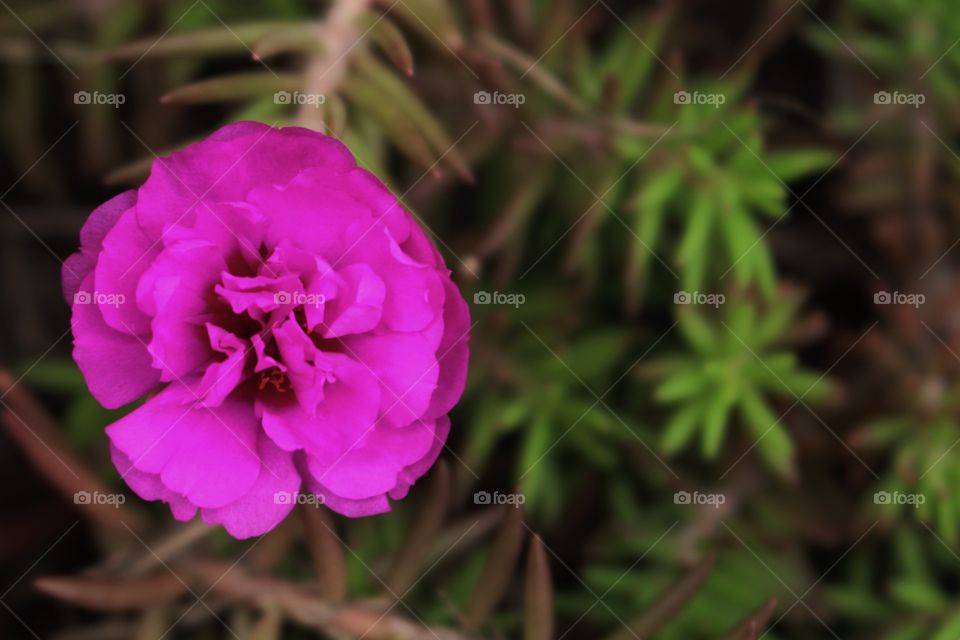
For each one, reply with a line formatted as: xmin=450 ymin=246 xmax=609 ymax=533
xmin=71 ymin=274 xmax=159 ymax=408
xmin=321 ymin=263 xmax=385 ymax=338
xmin=95 ymin=207 xmax=158 ymax=335
xmin=424 ymin=277 xmax=471 ymax=420
xmin=137 ymin=123 xmax=354 ymax=237
xmin=389 ymin=415 xmax=450 ymax=501
xmin=107 ymin=384 xmax=260 ymax=509
xmin=110 ymin=445 xmax=197 ymax=521
xmin=63 ymin=191 xmax=137 ymax=302
xmin=258 ymin=351 xmax=380 ymax=462
xmin=342 ymin=331 xmax=440 ymax=428
xmin=305 ymin=418 xmax=441 ymax=502
xmin=194 ymin=325 xmax=249 ymax=407
xmin=139 ymin=242 xmax=224 ymax=380
xmin=201 ymin=433 xmax=301 ymax=539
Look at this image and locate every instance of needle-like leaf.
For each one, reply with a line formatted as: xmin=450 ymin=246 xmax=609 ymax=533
xmin=524 ymin=534 xmax=554 ymax=640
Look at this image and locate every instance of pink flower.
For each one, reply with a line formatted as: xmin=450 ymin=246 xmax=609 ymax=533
xmin=63 ymin=122 xmax=470 ymax=538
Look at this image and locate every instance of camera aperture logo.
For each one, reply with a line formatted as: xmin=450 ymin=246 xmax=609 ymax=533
xmin=873 ymin=290 xmax=924 ymax=308
xmin=674 ymin=490 xmax=726 ymax=508
xmin=474 ymin=490 xmax=525 ymax=507
xmin=74 ymin=90 xmax=125 ymax=108
xmin=273 ymin=491 xmax=325 ymax=506
xmin=274 ymin=91 xmax=326 ymax=107
xmin=73 ymin=290 xmax=126 ymax=308
xmin=674 ymin=290 xmax=725 ymax=308
xmin=274 ymin=291 xmax=326 ymax=307
xmin=474 ymin=90 xmax=526 ymax=108
xmin=474 ymin=290 xmax=525 ymax=308
xmin=74 ymin=491 xmax=126 ymax=507
xmin=874 ymin=490 xmax=925 ymax=509
xmin=674 ymin=90 xmax=726 ymax=108
xmin=874 ymin=91 xmax=925 ymax=109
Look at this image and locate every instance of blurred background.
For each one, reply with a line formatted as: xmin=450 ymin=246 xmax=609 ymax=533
xmin=2 ymin=0 xmax=960 ymax=638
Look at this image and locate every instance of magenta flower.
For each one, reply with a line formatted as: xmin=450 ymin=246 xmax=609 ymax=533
xmin=63 ymin=122 xmax=470 ymax=538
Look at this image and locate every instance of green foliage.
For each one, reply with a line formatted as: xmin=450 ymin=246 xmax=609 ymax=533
xmin=828 ymin=526 xmax=960 ymax=640
xmin=654 ymin=297 xmax=830 ymax=476
xmin=811 ymin=0 xmax=960 ymax=105
xmin=463 ymin=295 xmax=635 ymax=520
xmin=860 ymin=414 xmax=960 ymax=543
xmin=7 ymin=0 xmax=960 ymax=638
xmin=619 ymin=95 xmax=833 ymax=298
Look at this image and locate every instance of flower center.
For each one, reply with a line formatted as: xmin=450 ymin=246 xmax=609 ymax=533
xmin=257 ymin=367 xmax=291 ymax=393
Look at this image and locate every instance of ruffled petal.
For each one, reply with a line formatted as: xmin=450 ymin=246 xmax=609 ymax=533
xmin=342 ymin=331 xmax=440 ymax=428
xmin=95 ymin=207 xmax=158 ymax=335
xmin=343 ymin=227 xmax=445 ymax=332
xmin=63 ymin=190 xmax=137 ymax=302
xmin=71 ymin=274 xmax=159 ymax=408
xmin=302 ymin=471 xmax=391 ymax=518
xmin=321 ymin=263 xmax=385 ymax=338
xmin=389 ymin=415 xmax=450 ymax=501
xmin=424 ymin=277 xmax=471 ymax=420
xmin=194 ymin=325 xmax=249 ymax=406
xmin=107 ymin=384 xmax=261 ymax=509
xmin=201 ymin=434 xmax=301 ymax=539
xmin=110 ymin=445 xmax=197 ymax=522
xmin=137 ymin=123 xmax=355 ymax=237
xmin=256 ymin=170 xmax=377 ymax=260
xmin=303 ymin=418 xmax=448 ymax=518
xmin=139 ymin=242 xmax=224 ymax=380
xmin=258 ymin=351 xmax=380 ymax=462
xmin=305 ymin=418 xmax=441 ymax=502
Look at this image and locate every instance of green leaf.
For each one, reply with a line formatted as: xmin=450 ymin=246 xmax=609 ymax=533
xmin=678 ymin=191 xmax=715 ymax=291
xmin=519 ymin=412 xmax=554 ymax=507
xmin=719 ymin=187 xmax=759 ymax=285
xmin=380 ymin=0 xmax=463 ymax=51
xmin=160 ymin=72 xmax=299 ymax=105
xmin=702 ymin=384 xmax=736 ymax=458
xmin=676 ymin=310 xmax=717 ymax=354
xmin=364 ymin=13 xmax=415 ymax=76
xmin=101 ymin=21 xmax=297 ymax=61
xmin=753 ymin=297 xmax=799 ymax=348
xmin=931 ymin=614 xmax=960 ymax=640
xmin=563 ymin=331 xmax=627 ymax=381
xmin=661 ymin=402 xmax=704 ymax=455
xmin=591 ymin=9 xmax=670 ymax=112
xmin=889 ymin=578 xmax=948 ymax=612
xmin=352 ymin=52 xmax=472 ymax=181
xmin=764 ymin=149 xmax=834 ymax=184
xmin=250 ymin=22 xmax=322 ymax=59
xmin=655 ymin=369 xmax=705 ymax=403
xmin=740 ymin=387 xmax=793 ymax=476
xmin=342 ymin=73 xmax=438 ymax=173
